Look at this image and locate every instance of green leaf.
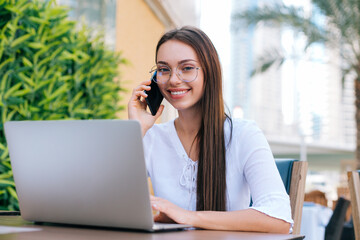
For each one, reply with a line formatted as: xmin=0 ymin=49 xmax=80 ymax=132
xmin=28 ymin=42 xmax=45 ymax=49
xmin=47 ymin=6 xmax=69 ymax=19
xmin=48 ymin=24 xmax=73 ymax=40
xmin=6 ymin=97 xmax=25 ymax=106
xmin=72 ymin=91 xmax=83 ymax=103
xmin=18 ymin=2 xmax=31 ymax=13
xmin=18 ymin=73 xmax=35 ymax=87
xmin=28 ymin=16 xmax=50 ymax=25
xmin=0 ymin=180 xmax=15 ymax=187
xmin=12 ymin=89 xmax=31 ymax=97
xmin=4 ymin=5 xmax=21 ymax=15
xmin=0 ymin=42 xmax=4 ymax=60
xmin=0 ymin=143 xmax=6 ymax=151
xmin=60 ymin=75 xmax=72 ymax=82
xmin=29 ymin=106 xmax=40 ymax=113
xmin=50 ymin=83 xmax=68 ymax=99
xmin=34 ymin=79 xmax=51 ymax=92
xmin=0 ymin=147 xmax=8 ymax=159
xmin=10 ymin=34 xmax=32 ymax=48
xmin=38 ymin=56 xmax=52 ymax=69
xmin=60 ymin=50 xmax=77 ymax=61
xmin=0 ymin=172 xmax=12 ymax=180
xmin=0 ymin=58 xmax=14 ymax=71
xmin=1 ymin=70 xmax=12 ymax=91
xmin=74 ymin=109 xmax=93 ymax=115
xmin=1 ymin=161 xmax=11 ymax=169
xmin=6 ymin=187 xmax=18 ymax=201
xmin=22 ymin=57 xmax=33 ymax=67
xmin=49 ymin=46 xmax=63 ymax=60
xmin=39 ymin=84 xmax=68 ymax=106
xmin=4 ymin=83 xmax=22 ymax=99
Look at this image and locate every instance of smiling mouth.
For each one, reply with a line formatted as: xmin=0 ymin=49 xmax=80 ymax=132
xmin=170 ymin=90 xmax=189 ymax=95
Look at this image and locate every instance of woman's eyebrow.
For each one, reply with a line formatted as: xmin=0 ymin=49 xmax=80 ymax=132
xmin=157 ymin=59 xmax=196 ymax=65
xmin=157 ymin=61 xmax=169 ymax=65
xmin=178 ymin=59 xmax=196 ymax=64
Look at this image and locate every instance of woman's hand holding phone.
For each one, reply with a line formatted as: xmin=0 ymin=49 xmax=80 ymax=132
xmin=128 ymin=79 xmax=164 ymax=137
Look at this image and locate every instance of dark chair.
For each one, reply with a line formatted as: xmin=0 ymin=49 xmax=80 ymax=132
xmin=348 ymin=170 xmax=360 ymax=240
xmin=341 ymin=217 xmax=355 ymax=240
xmin=275 ymin=159 xmax=308 ymax=235
xmin=275 ymin=159 xmax=294 ymax=193
xmin=324 ymin=197 xmax=351 ymax=240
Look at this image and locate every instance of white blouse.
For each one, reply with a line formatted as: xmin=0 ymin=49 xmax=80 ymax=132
xmin=143 ymin=118 xmax=293 ymax=226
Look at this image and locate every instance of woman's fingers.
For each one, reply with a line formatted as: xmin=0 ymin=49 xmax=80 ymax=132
xmin=150 ymin=195 xmax=165 ymax=212
xmin=150 ymin=195 xmax=160 ymax=208
xmin=153 ymin=212 xmax=175 ymax=223
xmin=133 ymin=84 xmax=151 ymax=93
xmin=150 ymin=195 xmax=192 ymax=225
xmin=150 ymin=196 xmax=175 ymax=223
xmin=140 ymin=79 xmax=152 ymax=86
xmin=133 ymin=90 xmax=148 ymax=100
xmin=132 ymin=79 xmax=152 ymax=94
xmin=129 ymin=80 xmax=152 ymax=103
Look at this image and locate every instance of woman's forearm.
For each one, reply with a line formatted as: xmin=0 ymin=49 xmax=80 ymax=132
xmin=188 ymin=208 xmax=291 ymax=233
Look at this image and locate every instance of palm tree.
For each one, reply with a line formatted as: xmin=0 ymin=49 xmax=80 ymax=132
xmin=232 ymin=0 xmax=360 ymax=168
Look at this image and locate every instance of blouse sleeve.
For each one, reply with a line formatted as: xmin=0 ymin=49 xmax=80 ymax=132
xmin=238 ymin=121 xmax=294 ymax=226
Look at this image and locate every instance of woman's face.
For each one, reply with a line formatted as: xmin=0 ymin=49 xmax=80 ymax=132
xmin=156 ymin=40 xmax=204 ymax=112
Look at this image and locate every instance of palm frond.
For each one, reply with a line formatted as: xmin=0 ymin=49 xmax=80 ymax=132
xmin=232 ymin=0 xmax=360 ymax=80
xmin=232 ymin=3 xmax=329 ymax=48
xmin=251 ymin=48 xmax=285 ymax=76
xmin=313 ymin=0 xmax=360 ymax=60
xmin=314 ymin=0 xmax=360 ymax=36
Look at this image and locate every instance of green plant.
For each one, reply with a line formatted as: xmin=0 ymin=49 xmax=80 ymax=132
xmin=232 ymin=1 xmax=360 ymax=167
xmin=0 ymin=0 xmax=126 ymax=210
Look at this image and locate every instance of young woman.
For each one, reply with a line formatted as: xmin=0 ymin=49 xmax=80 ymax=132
xmin=128 ymin=26 xmax=292 ymax=233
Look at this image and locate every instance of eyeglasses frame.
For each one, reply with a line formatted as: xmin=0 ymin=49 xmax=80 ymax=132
xmin=149 ymin=61 xmax=201 ymax=84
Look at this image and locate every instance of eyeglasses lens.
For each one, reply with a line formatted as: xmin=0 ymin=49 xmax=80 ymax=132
xmin=151 ymin=62 xmax=199 ymax=84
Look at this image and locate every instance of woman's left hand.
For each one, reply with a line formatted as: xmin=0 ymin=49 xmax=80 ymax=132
xmin=150 ymin=195 xmax=194 ymax=225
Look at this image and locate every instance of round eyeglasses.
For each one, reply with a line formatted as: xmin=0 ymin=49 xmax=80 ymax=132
xmin=149 ymin=61 xmax=201 ymax=84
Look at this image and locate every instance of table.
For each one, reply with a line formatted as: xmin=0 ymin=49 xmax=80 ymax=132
xmin=300 ymin=202 xmax=333 ymax=240
xmin=0 ymin=216 xmax=304 ymax=240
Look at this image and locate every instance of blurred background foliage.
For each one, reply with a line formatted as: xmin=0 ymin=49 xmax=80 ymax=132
xmin=0 ymin=0 xmax=126 ymax=210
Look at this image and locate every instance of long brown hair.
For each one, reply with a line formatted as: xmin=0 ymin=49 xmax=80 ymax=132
xmin=155 ymin=26 xmax=231 ymax=211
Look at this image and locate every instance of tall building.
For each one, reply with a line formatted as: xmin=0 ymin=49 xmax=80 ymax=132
xmin=229 ymin=0 xmax=355 ymax=168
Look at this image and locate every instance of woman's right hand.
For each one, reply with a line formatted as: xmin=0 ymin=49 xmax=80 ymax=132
xmin=128 ymin=79 xmax=164 ymax=136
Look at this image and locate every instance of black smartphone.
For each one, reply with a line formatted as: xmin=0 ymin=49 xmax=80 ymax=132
xmin=145 ymin=71 xmax=163 ymax=116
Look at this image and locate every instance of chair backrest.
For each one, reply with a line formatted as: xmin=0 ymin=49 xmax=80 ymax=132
xmin=325 ymin=196 xmax=351 ymax=240
xmin=347 ymin=170 xmax=360 ymax=240
xmin=275 ymin=159 xmax=294 ymax=193
xmin=275 ymin=159 xmax=308 ymax=235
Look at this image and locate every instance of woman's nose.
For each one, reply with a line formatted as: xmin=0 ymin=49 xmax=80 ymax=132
xmin=168 ymin=70 xmax=182 ymax=85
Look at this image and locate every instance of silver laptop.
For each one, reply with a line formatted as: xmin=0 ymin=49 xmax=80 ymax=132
xmin=4 ymin=119 xmax=192 ymax=232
